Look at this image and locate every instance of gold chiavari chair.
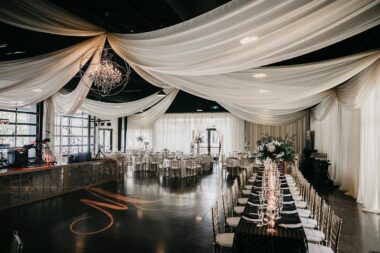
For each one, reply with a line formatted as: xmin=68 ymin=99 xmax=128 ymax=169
xmin=222 ymin=190 xmax=240 ymax=230
xmin=211 ymin=203 xmax=234 ymax=253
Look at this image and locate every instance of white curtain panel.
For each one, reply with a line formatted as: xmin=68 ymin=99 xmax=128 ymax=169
xmin=127 ymin=113 xmax=244 ymax=155
xmin=245 ymin=114 xmax=309 ymax=153
xmin=357 ymin=83 xmax=380 ymax=213
xmin=79 ymin=89 xmax=174 ymax=118
xmin=311 ymin=103 xmax=361 ymax=198
xmin=128 ymin=89 xmax=179 ymax=126
xmin=0 ymin=0 xmax=103 ymax=36
xmin=311 ymin=60 xmax=380 ymax=213
xmin=52 ymin=37 xmax=106 ymax=115
xmin=0 ymin=35 xmax=105 ymax=108
xmin=109 ymin=0 xmax=380 ymax=75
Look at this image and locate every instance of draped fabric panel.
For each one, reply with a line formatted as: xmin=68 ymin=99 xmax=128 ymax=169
xmin=131 ymin=52 xmax=379 ymax=125
xmin=79 ymin=89 xmax=174 ymax=118
xmin=108 ymin=0 xmax=380 ymax=75
xmin=311 ymin=103 xmax=361 ymax=198
xmin=127 ymin=113 xmax=244 ymax=155
xmin=244 ymin=114 xmax=309 ymax=153
xmin=0 ymin=0 xmax=103 ymax=36
xmin=0 ymin=35 xmax=105 ymax=108
xmin=52 ymin=37 xmax=106 ymax=115
xmin=311 ymin=60 xmax=380 ymax=213
xmin=357 ymin=83 xmax=380 ymax=213
xmin=128 ymin=89 xmax=179 ymax=126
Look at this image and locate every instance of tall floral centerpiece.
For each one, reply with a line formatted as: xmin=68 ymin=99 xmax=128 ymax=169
xmin=256 ymin=136 xmax=295 ymax=173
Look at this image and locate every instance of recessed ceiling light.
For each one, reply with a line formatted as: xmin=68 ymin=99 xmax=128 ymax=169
xmin=240 ymin=36 xmax=258 ymax=45
xmin=196 ymin=108 xmax=203 ymax=112
xmin=0 ymin=44 xmax=8 ymax=48
xmin=252 ymin=73 xmax=267 ymax=78
xmin=32 ymin=89 xmax=42 ymax=92
xmin=259 ymin=89 xmax=268 ymax=93
xmin=115 ymin=105 xmax=122 ymax=108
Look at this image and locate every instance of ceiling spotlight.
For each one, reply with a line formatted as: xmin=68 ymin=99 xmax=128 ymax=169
xmin=0 ymin=44 xmax=8 ymax=48
xmin=252 ymin=73 xmax=267 ymax=78
xmin=196 ymin=109 xmax=203 ymax=112
xmin=32 ymin=89 xmax=42 ymax=92
xmin=259 ymin=89 xmax=268 ymax=93
xmin=157 ymin=90 xmax=166 ymax=97
xmin=115 ymin=105 xmax=122 ymax=108
xmin=107 ymin=122 xmax=111 ymax=126
xmin=240 ymin=36 xmax=258 ymax=45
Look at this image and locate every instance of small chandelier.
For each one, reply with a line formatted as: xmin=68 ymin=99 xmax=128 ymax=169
xmin=80 ymin=47 xmax=131 ymax=97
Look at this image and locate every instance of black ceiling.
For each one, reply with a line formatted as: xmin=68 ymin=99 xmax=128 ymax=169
xmin=0 ymin=0 xmax=379 ymax=113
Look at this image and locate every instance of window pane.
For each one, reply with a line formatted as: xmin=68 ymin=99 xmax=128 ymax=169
xmin=0 ymin=111 xmax=16 ymax=122
xmin=17 ymin=125 xmax=36 ymax=135
xmin=18 ymin=104 xmax=37 ymax=113
xmin=16 ymin=136 xmax=35 ymax=147
xmin=71 ymin=128 xmax=83 ymax=136
xmin=71 ymin=118 xmax=83 ymax=127
xmin=0 ymin=137 xmax=15 ymax=147
xmin=0 ymin=124 xmax=15 ymax=135
xmin=17 ymin=113 xmax=37 ymax=124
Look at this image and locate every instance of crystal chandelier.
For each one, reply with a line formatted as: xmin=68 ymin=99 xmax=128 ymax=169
xmin=80 ymin=47 xmax=131 ymax=97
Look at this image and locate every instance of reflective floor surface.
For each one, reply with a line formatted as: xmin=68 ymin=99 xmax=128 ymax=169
xmin=0 ymin=164 xmax=379 ymax=253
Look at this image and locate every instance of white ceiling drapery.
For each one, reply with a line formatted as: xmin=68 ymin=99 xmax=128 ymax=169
xmin=79 ymin=88 xmax=177 ymax=119
xmin=52 ymin=37 xmax=105 ymax=115
xmin=108 ymin=0 xmax=380 ymax=75
xmin=0 ymin=0 xmax=103 ymax=36
xmin=0 ymin=0 xmax=379 ymax=125
xmin=0 ymin=35 xmax=105 ymax=108
xmin=128 ymin=89 xmax=179 ymax=125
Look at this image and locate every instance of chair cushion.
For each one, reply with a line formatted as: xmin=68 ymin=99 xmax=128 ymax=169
xmin=295 ymin=200 xmax=307 ymax=209
xmin=245 ymin=185 xmax=253 ymax=190
xmin=300 ymin=217 xmax=318 ymax=228
xmin=216 ymin=233 xmax=234 ymax=248
xmin=238 ymin=198 xmax=248 ymax=205
xmin=248 ymin=178 xmax=256 ymax=183
xmin=292 ymin=195 xmax=303 ymax=201
xmin=234 ymin=206 xmax=245 ymax=214
xmin=298 ymin=209 xmax=311 ymax=217
xmin=304 ymin=228 xmax=325 ymax=242
xmin=242 ymin=190 xmax=251 ymax=195
xmin=308 ymin=243 xmax=334 ymax=253
xmin=226 ymin=217 xmax=240 ymax=227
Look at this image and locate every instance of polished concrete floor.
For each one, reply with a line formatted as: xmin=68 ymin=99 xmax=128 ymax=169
xmin=1 ymin=165 xmax=379 ymax=253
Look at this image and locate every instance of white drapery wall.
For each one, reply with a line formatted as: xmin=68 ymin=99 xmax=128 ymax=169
xmin=127 ymin=113 xmax=244 ymax=155
xmin=311 ymin=60 xmax=380 ymax=213
xmin=245 ymin=113 xmax=309 ymax=153
xmin=311 ymin=101 xmax=361 ymax=198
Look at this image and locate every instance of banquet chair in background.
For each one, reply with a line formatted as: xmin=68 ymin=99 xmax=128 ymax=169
xmin=186 ymin=159 xmax=197 ymax=178
xmin=161 ymin=159 xmax=171 ymax=177
xmin=211 ymin=203 xmax=234 ymax=253
xmin=226 ymin=158 xmax=237 ymax=176
xmin=308 ymin=212 xmax=342 ymax=253
xmin=221 ymin=190 xmax=240 ymax=231
xmin=170 ymin=159 xmax=181 ymax=179
xmin=134 ymin=156 xmax=143 ymax=172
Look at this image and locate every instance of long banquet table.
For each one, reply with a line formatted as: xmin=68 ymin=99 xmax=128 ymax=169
xmin=233 ymin=168 xmax=308 ymax=253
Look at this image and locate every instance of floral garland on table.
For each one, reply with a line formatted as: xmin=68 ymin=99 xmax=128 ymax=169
xmin=256 ymin=136 xmax=295 ymax=163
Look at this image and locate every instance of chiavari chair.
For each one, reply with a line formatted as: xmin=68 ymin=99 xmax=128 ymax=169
xmin=170 ymin=159 xmax=181 ymax=178
xmin=211 ymin=203 xmax=234 ymax=252
xmin=231 ymin=180 xmax=245 ymax=215
xmin=308 ymin=211 xmax=342 ymax=253
xmin=221 ymin=190 xmax=240 ymax=230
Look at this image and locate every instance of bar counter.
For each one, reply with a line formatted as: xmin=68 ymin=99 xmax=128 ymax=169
xmin=0 ymin=157 xmax=127 ymax=210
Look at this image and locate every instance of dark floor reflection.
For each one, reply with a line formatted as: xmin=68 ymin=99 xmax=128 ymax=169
xmin=0 ymin=164 xmax=226 ymax=253
xmin=1 ymin=164 xmax=379 ymax=253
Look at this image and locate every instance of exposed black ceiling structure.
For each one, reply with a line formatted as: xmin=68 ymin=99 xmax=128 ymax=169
xmin=0 ymin=0 xmax=379 ymax=113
